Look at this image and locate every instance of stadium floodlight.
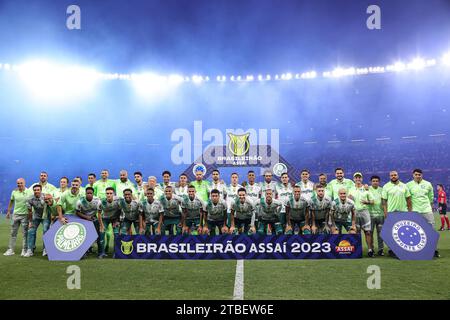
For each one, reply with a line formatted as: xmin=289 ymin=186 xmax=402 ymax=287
xmin=246 ymin=75 xmax=254 ymax=82
xmin=392 ymin=61 xmax=406 ymax=72
xmin=257 ymin=74 xmax=264 ymax=81
xmin=191 ymin=75 xmax=203 ymax=84
xmin=18 ymin=60 xmax=100 ymax=101
xmin=442 ymin=52 xmax=450 ymax=66
xmin=407 ymin=57 xmax=426 ymax=70
xmin=168 ymin=74 xmax=184 ymax=85
xmin=265 ymin=74 xmax=271 ymax=81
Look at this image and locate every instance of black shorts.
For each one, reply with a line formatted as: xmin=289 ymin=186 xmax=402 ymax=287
xmin=438 ymin=203 xmax=447 ymax=215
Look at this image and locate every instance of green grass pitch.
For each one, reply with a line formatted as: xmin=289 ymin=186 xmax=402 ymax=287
xmin=0 ymin=214 xmax=449 ymax=300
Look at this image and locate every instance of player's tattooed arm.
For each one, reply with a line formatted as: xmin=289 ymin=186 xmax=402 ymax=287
xmin=139 ymin=214 xmax=145 ymax=235
xmin=285 ymin=206 xmax=292 ymax=231
xmin=382 ymin=199 xmax=388 ymax=218
xmin=406 ymin=197 xmax=412 ymax=211
xmin=349 ymin=208 xmax=357 ymax=234
xmin=97 ymin=211 xmax=105 ymax=233
xmin=56 ymin=204 xmax=67 ymax=224
xmin=229 ymin=209 xmax=236 ymax=234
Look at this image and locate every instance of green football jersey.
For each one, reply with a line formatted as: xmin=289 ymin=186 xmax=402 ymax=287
xmin=368 ymin=186 xmax=383 ymax=217
xmin=57 ymin=190 xmax=82 ymax=215
xmin=348 ymin=185 xmax=373 ymax=211
xmin=93 ymin=179 xmax=116 ymax=200
xmin=381 ymin=181 xmax=411 ymax=213
xmin=115 ymin=179 xmax=137 ymax=198
xmin=406 ymin=179 xmax=434 ymax=213
xmin=327 ymin=178 xmax=355 ymax=200
xmin=29 ymin=182 xmax=57 ymax=196
xmin=10 ymin=188 xmax=33 ymax=215
xmin=191 ymin=180 xmax=210 ymax=202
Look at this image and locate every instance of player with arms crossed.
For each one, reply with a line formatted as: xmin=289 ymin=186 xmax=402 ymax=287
xmin=203 ymin=189 xmax=229 ymax=235
xmin=285 ymin=185 xmax=311 ymax=235
xmin=230 ymin=188 xmax=256 ymax=235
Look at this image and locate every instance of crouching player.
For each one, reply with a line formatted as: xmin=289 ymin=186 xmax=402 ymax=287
xmin=75 ymin=187 xmax=105 ymax=258
xmin=24 ymin=185 xmax=48 ymax=257
xmin=181 ymin=185 xmax=205 ymax=235
xmin=119 ymin=189 xmax=141 ymax=235
xmin=157 ymin=186 xmax=183 ymax=235
xmin=203 ymin=189 xmax=228 ymax=235
xmin=256 ymin=189 xmax=283 ymax=235
xmin=330 ymin=188 xmax=357 ymax=234
xmin=230 ymin=188 xmax=256 ymax=235
xmin=308 ymin=185 xmax=333 ymax=234
xmin=139 ymin=188 xmax=164 ymax=235
xmin=98 ymin=187 xmax=121 ymax=254
xmin=285 ymin=186 xmax=311 ymax=235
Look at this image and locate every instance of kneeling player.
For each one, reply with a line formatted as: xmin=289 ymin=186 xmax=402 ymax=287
xmin=119 ymin=189 xmax=141 ymax=235
xmin=157 ymin=186 xmax=183 ymax=235
xmin=330 ymin=188 xmax=357 ymax=234
xmin=285 ymin=186 xmax=311 ymax=235
xmin=139 ymin=188 xmax=164 ymax=235
xmin=75 ymin=187 xmax=105 ymax=258
xmin=181 ymin=185 xmax=205 ymax=235
xmin=256 ymin=189 xmax=283 ymax=235
xmin=230 ymin=188 xmax=256 ymax=235
xmin=308 ymin=185 xmax=333 ymax=234
xmin=203 ymin=189 xmax=228 ymax=235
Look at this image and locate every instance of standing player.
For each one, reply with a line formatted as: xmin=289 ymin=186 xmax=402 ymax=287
xmin=368 ymin=175 xmax=385 ymax=256
xmin=134 ymin=171 xmax=146 ymax=201
xmin=406 ymin=169 xmax=439 ymax=258
xmin=86 ymin=173 xmax=97 ymax=189
xmin=209 ymin=169 xmax=227 ymax=200
xmin=175 ymin=173 xmax=189 ymax=197
xmin=382 ymin=171 xmax=412 ymax=257
xmin=160 ymin=170 xmax=176 ymax=190
xmin=276 ymin=172 xmax=293 ymax=228
xmin=157 ymin=186 xmax=184 ymax=235
xmin=191 ymin=170 xmax=210 ymax=203
xmin=4 ymin=178 xmax=32 ymax=257
xmin=119 ymin=189 xmax=141 ymax=235
xmin=57 ymin=179 xmax=83 ymax=223
xmin=329 ymin=188 xmax=357 ymax=235
xmin=226 ymin=173 xmax=243 ymax=228
xmin=93 ymin=170 xmax=116 ymax=200
xmin=295 ymin=169 xmax=315 ymax=201
xmin=437 ymin=184 xmax=449 ymax=231
xmin=285 ymin=186 xmax=310 ymax=235
xmin=75 ymin=187 xmax=105 ymax=258
xmin=203 ymin=189 xmax=229 ymax=235
xmin=308 ymin=185 xmax=333 ymax=234
xmin=259 ymin=170 xmax=277 ymax=197
xmin=97 ymin=187 xmax=121 ymax=255
xmin=181 ymin=185 xmax=205 ymax=235
xmin=256 ymin=189 xmax=283 ymax=235
xmin=230 ymin=188 xmax=256 ymax=235
xmin=24 ymin=185 xmax=47 ymax=257
xmin=115 ymin=170 xmax=137 ymax=199
xmin=54 ymin=177 xmax=70 ymax=202
xmin=348 ymin=173 xmax=374 ymax=257
xmin=30 ymin=171 xmax=57 ymax=196
xmin=244 ymin=170 xmax=261 ymax=206
xmin=139 ymin=188 xmax=164 ymax=235
xmin=318 ymin=173 xmax=331 ymax=198
xmin=148 ymin=176 xmax=164 ymax=199
xmin=75 ymin=177 xmax=86 ymax=196
xmin=328 ymin=168 xmax=355 ymax=200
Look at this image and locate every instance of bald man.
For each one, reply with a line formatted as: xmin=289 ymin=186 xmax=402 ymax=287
xmin=4 ymin=178 xmax=32 ymax=256
xmin=115 ymin=170 xmax=137 ymax=199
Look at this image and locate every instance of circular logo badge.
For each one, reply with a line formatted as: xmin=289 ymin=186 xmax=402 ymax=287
xmin=193 ymin=163 xmax=207 ymax=176
xmin=272 ymin=163 xmax=288 ymax=177
xmin=54 ymin=222 xmax=87 ymax=253
xmin=392 ymin=220 xmax=427 ymax=252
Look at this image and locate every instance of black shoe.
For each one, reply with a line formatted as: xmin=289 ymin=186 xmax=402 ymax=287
xmin=388 ymin=250 xmax=397 ymax=258
xmin=377 ymin=250 xmax=384 ymax=256
xmin=368 ymin=250 xmax=374 ymax=258
xmin=439 ymin=227 xmax=445 ymax=231
xmin=434 ymin=251 xmax=440 ymax=258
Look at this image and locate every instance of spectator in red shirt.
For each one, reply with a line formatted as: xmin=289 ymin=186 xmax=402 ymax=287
xmin=437 ymin=184 xmax=449 ymax=231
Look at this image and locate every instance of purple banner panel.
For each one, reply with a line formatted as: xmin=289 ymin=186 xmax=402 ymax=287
xmin=381 ymin=212 xmax=440 ymax=260
xmin=43 ymin=216 xmax=98 ymax=261
xmin=114 ymin=234 xmax=363 ymax=259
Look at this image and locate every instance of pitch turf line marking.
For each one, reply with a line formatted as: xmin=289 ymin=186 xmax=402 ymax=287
xmin=233 ymin=259 xmax=244 ymax=300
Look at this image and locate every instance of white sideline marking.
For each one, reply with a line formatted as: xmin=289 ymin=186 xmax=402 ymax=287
xmin=233 ymin=260 xmax=244 ymax=300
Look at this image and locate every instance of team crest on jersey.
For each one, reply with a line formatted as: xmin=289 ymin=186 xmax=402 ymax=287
xmin=272 ymin=162 xmax=288 ymax=177
xmin=121 ymin=240 xmax=134 ymax=255
xmin=392 ymin=220 xmax=427 ymax=252
xmin=228 ymin=133 xmax=250 ymax=156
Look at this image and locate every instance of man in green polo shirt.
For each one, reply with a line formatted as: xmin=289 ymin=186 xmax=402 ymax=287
xmin=4 ymin=178 xmax=32 ymax=256
xmin=368 ymin=175 xmax=385 ymax=256
xmin=93 ymin=169 xmax=116 ymax=200
xmin=30 ymin=171 xmax=57 ymax=196
xmin=192 ymin=170 xmax=210 ymax=202
xmin=406 ymin=169 xmax=439 ymax=258
xmin=327 ymin=167 xmax=355 ymax=200
xmin=382 ymin=170 xmax=412 ymax=257
xmin=56 ymin=179 xmax=83 ymax=223
xmin=115 ymin=170 xmax=137 ymax=199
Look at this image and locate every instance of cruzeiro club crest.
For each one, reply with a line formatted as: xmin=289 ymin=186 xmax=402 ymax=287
xmin=272 ymin=163 xmax=288 ymax=177
xmin=193 ymin=163 xmax=207 ymax=176
xmin=228 ymin=133 xmax=250 ymax=156
xmin=54 ymin=222 xmax=87 ymax=253
xmin=121 ymin=240 xmax=134 ymax=255
xmin=392 ymin=220 xmax=427 ymax=252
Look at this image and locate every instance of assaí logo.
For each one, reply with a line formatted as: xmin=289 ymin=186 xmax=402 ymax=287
xmin=335 ymin=240 xmax=355 ymax=254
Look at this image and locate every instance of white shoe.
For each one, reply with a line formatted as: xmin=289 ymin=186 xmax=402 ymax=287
xmin=42 ymin=249 xmax=47 ymax=257
xmin=20 ymin=249 xmax=26 ymax=257
xmin=3 ymin=249 xmax=15 ymax=256
xmin=24 ymin=249 xmax=33 ymax=257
